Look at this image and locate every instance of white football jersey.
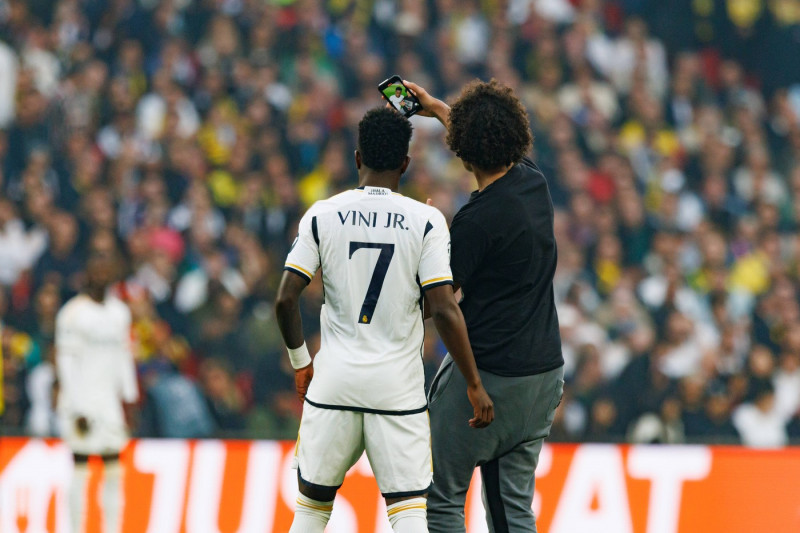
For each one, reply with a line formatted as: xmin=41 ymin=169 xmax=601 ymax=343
xmin=285 ymin=186 xmax=453 ymax=412
xmin=55 ymin=293 xmax=139 ymax=454
xmin=389 ymin=94 xmax=405 ymax=111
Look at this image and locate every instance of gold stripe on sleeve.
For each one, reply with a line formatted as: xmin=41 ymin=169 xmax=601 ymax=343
xmin=420 ymin=276 xmax=453 ymax=287
xmin=286 ymin=263 xmax=313 ymax=278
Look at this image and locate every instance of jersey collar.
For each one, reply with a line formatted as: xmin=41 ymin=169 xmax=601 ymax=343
xmin=355 ymin=186 xmax=401 ymax=196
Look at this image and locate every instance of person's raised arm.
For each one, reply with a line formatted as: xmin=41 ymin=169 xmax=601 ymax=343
xmin=403 ymin=80 xmax=450 ymax=128
xmin=275 ymin=271 xmax=314 ymax=402
xmin=425 ymin=285 xmax=494 ymax=428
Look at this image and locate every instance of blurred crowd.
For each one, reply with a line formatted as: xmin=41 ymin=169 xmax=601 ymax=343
xmin=1 ymin=0 xmax=800 ymax=447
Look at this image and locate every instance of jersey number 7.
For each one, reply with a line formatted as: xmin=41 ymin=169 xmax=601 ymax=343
xmin=349 ymin=241 xmax=395 ymax=324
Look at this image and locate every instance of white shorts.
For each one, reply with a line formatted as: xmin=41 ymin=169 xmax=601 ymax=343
xmin=59 ymin=413 xmax=128 ymax=456
xmin=295 ymin=403 xmax=432 ymax=497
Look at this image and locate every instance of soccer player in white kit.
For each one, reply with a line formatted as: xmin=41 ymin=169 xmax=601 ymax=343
xmin=55 ymin=252 xmax=138 ymax=533
xmin=275 ymin=107 xmax=494 ymax=533
xmin=389 ymin=86 xmax=406 ymax=112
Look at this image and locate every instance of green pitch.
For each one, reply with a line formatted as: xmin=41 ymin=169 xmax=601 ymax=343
xmin=383 ymin=84 xmax=408 ymax=99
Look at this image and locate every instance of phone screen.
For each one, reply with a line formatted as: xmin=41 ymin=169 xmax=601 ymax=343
xmin=378 ymin=75 xmax=422 ymax=118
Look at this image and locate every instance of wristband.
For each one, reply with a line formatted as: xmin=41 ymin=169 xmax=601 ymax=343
xmin=287 ymin=342 xmax=312 ymax=369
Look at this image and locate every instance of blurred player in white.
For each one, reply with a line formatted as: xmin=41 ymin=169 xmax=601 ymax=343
xmin=55 ymin=252 xmax=138 ymax=533
xmin=275 ymin=107 xmax=493 ymax=533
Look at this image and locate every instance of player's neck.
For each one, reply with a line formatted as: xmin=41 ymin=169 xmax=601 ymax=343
xmin=358 ymin=171 xmax=400 ymax=192
xmin=473 ymin=164 xmax=513 ymax=192
xmin=85 ymin=286 xmax=106 ymax=303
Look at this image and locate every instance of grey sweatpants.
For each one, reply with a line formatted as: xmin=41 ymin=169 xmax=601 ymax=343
xmin=427 ymin=355 xmax=564 ymax=533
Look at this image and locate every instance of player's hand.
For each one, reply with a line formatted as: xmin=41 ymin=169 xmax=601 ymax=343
xmin=294 ymin=363 xmax=314 ymax=403
xmin=467 ymin=383 xmax=494 ymax=428
xmin=403 ymin=80 xmax=449 ymax=122
xmin=75 ymin=416 xmax=90 ymax=436
xmin=123 ymin=402 xmax=137 ymax=432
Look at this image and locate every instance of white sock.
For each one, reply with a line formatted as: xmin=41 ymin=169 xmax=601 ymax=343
xmin=69 ymin=462 xmax=89 ymax=533
xmin=102 ymin=460 xmax=123 ymax=533
xmin=387 ymin=497 xmax=428 ymax=533
xmin=289 ymin=494 xmax=333 ymax=533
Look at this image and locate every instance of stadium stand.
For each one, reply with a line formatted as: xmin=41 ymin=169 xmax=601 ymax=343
xmin=1 ymin=0 xmax=800 ymax=446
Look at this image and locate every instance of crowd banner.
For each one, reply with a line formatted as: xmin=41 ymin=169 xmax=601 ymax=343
xmin=1 ymin=438 xmax=799 ymax=533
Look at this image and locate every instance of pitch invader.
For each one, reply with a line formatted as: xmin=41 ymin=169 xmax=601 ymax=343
xmin=275 ymin=107 xmax=494 ymax=533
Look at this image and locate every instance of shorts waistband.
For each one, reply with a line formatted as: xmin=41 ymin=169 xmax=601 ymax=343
xmin=73 ymin=452 xmax=120 ymax=464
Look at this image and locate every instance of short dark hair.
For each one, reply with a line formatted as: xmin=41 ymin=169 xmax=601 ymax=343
xmin=395 ymin=87 xmax=402 ymax=92
xmin=446 ymin=79 xmax=533 ymax=171
xmin=358 ymin=107 xmax=413 ymax=171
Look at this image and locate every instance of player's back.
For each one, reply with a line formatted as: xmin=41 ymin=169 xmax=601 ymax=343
xmin=285 ymin=186 xmax=452 ymax=412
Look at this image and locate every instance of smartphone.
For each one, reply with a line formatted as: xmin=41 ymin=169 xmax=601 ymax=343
xmin=378 ymin=75 xmax=423 ymax=118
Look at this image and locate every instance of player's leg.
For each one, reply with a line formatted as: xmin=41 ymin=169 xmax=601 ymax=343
xmin=385 ymin=496 xmax=428 ymax=533
xmin=290 ymin=403 xmax=364 ymax=533
xmin=101 ymin=458 xmax=123 ymax=533
xmin=291 ymin=483 xmax=335 ymax=533
xmin=69 ymin=456 xmax=90 ymax=533
xmin=481 ymin=366 xmax=564 ymax=532
xmin=364 ymin=410 xmax=432 ymax=533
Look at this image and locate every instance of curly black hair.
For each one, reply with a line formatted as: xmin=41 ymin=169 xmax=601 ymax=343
xmin=446 ymin=79 xmax=533 ymax=172
xmin=357 ymin=107 xmax=413 ymax=172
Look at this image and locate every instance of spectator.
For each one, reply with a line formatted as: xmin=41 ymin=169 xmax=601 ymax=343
xmin=628 ymin=396 xmax=685 ymax=444
xmin=773 ymin=346 xmax=800 ymax=422
xmin=0 ymin=38 xmax=17 ymax=128
xmin=695 ymin=385 xmax=740 ymax=443
xmin=174 ymin=249 xmax=247 ymax=314
xmin=0 ymin=199 xmax=46 ymax=287
xmin=586 ymin=16 xmax=669 ymax=98
xmin=25 ymin=345 xmax=57 ymax=437
xmin=0 ymin=0 xmax=798 ymax=448
xmin=138 ymin=368 xmax=215 ymax=439
xmin=198 ymin=358 xmax=246 ymax=433
xmin=679 ymin=375 xmax=709 ymax=436
xmin=732 ymin=381 xmax=788 ymax=448
xmin=32 ymin=211 xmax=83 ymax=295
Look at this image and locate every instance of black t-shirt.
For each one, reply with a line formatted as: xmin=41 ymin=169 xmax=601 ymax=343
xmin=450 ymin=158 xmax=563 ymax=376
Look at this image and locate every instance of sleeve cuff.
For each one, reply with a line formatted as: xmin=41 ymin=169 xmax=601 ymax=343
xmin=284 ymin=264 xmax=312 ymax=283
xmin=420 ymin=277 xmax=454 ymax=291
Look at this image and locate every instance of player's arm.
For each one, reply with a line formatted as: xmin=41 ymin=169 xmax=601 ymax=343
xmin=118 ymin=306 xmax=139 ymax=431
xmin=55 ymin=308 xmax=86 ymax=432
xmin=54 ymin=310 xmax=75 ymax=409
xmin=419 ymin=209 xmax=493 ymax=427
xmin=422 ymin=283 xmax=460 ymax=320
xmin=275 ymin=210 xmax=321 ymax=402
xmin=422 ymin=214 xmax=488 ymax=319
xmin=275 ymin=271 xmax=314 ymax=402
xmin=426 ymin=286 xmax=494 ymax=428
